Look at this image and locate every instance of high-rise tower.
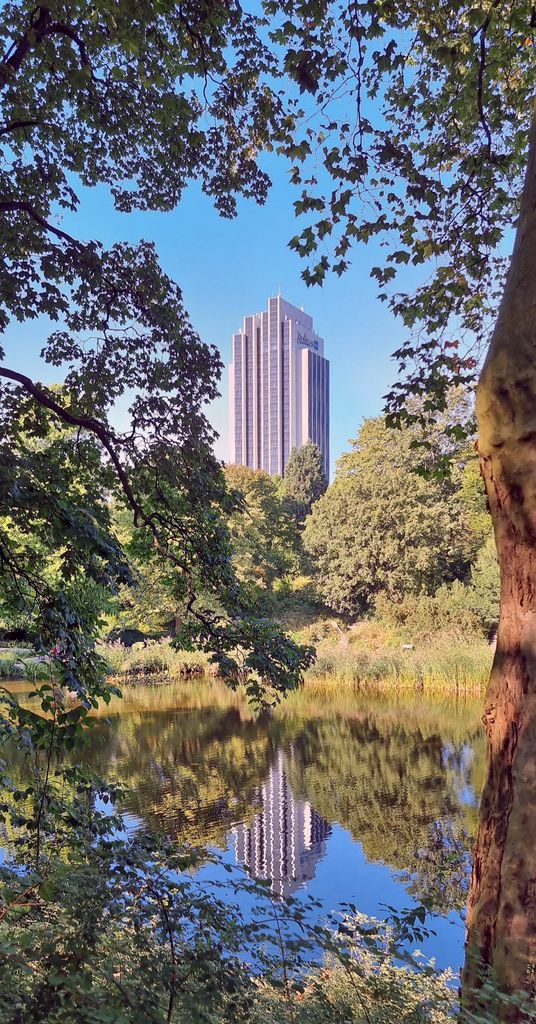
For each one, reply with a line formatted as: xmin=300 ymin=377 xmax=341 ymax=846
xmin=229 ymin=296 xmax=329 ymax=478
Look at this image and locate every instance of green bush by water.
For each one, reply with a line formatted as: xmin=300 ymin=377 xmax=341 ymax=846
xmin=0 ymin=650 xmax=51 ymax=681
xmin=99 ymin=638 xmax=213 ymax=679
xmin=0 ymin=833 xmax=457 ymax=1024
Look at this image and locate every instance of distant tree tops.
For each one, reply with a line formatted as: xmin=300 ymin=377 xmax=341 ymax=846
xmin=101 ymin=414 xmax=497 ymax=640
xmin=303 ymin=415 xmax=496 ymax=620
xmin=283 ymin=442 xmax=328 ymax=522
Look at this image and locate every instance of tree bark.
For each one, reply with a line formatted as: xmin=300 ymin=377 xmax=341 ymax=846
xmin=463 ymin=102 xmax=536 ymax=1019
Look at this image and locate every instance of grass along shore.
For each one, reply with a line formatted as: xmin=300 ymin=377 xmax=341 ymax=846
xmin=0 ymin=617 xmax=493 ymax=692
xmin=0 ymin=648 xmax=52 ymax=682
xmin=98 ymin=618 xmax=492 ymax=693
xmin=304 ymin=638 xmax=491 ymax=692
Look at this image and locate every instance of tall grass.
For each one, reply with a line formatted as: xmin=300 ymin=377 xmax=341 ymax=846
xmin=3 ymin=620 xmax=492 ymax=693
xmin=98 ymin=639 xmax=214 ymax=680
xmin=0 ymin=651 xmax=51 ymax=682
xmin=303 ymin=638 xmax=491 ymax=692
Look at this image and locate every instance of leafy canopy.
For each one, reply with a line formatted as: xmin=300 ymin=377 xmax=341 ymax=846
xmin=2 ymin=0 xmax=524 ymax=688
xmin=264 ymin=0 xmax=536 ymax=429
xmin=303 ymin=416 xmax=476 ymax=616
xmin=283 ymin=442 xmax=328 ymax=522
xmin=0 ymin=0 xmax=326 ymax=702
xmin=225 ymin=465 xmax=300 ymax=593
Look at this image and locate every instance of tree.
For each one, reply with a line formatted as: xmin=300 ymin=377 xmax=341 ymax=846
xmin=225 ymin=465 xmax=300 ymax=594
xmin=0 ymin=10 xmax=326 ymax=1014
xmin=0 ymin=0 xmax=320 ymax=706
xmin=303 ymin=416 xmax=474 ymax=617
xmin=106 ymin=503 xmax=183 ymax=637
xmin=283 ymin=441 xmax=328 ymax=522
xmin=468 ymin=537 xmax=500 ymax=637
xmin=253 ymin=3 xmax=536 ymax=1008
xmin=0 ymin=9 xmax=323 ymax=1000
xmin=2 ymin=0 xmax=536 ymax=1008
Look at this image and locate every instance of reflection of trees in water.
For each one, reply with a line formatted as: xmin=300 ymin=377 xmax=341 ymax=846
xmin=400 ymin=818 xmax=472 ymax=912
xmin=285 ymin=716 xmax=485 ymax=912
xmin=84 ymin=708 xmax=291 ymax=847
xmin=5 ymin=690 xmax=484 ymax=914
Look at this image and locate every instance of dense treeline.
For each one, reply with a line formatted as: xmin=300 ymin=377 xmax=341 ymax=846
xmin=304 ymin=418 xmax=499 ymax=638
xmin=76 ymin=412 xmax=497 ymax=652
xmin=0 ymin=413 xmax=498 ymax=681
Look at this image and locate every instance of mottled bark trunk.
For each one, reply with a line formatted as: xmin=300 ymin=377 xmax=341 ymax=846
xmin=463 ymin=104 xmax=536 ymax=1018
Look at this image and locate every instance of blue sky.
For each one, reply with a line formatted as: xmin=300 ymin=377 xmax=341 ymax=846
xmin=5 ymin=154 xmax=410 ymax=479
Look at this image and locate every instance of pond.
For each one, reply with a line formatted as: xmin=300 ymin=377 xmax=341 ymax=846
xmin=4 ymin=678 xmax=485 ymax=977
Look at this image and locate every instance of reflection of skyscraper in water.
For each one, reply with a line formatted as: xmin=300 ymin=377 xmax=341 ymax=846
xmin=232 ymin=748 xmax=331 ymax=897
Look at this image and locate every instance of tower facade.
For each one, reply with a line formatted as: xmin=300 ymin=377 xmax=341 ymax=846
xmin=229 ymin=296 xmax=329 ymax=478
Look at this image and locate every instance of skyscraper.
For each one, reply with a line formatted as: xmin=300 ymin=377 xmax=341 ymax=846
xmin=229 ymin=296 xmax=329 ymax=478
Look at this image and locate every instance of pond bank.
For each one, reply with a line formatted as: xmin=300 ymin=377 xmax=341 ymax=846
xmin=1 ymin=634 xmax=491 ymax=693
xmin=100 ymin=636 xmax=491 ymax=693
xmin=0 ymin=648 xmax=51 ymax=681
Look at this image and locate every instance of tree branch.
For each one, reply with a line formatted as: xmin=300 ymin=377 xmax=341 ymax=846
xmin=0 ymin=119 xmax=41 ymax=137
xmin=0 ymin=6 xmax=52 ymax=92
xmin=471 ymin=0 xmax=503 ymax=160
xmin=0 ymin=367 xmax=244 ymax=650
xmin=0 ymin=884 xmax=39 ymax=924
xmin=46 ymin=22 xmax=94 ymax=77
xmin=477 ymin=24 xmax=493 ymax=160
xmin=0 ymin=200 xmax=80 ymax=245
xmin=0 ymin=366 xmax=186 ymax=569
xmin=0 ymin=532 xmax=45 ymax=602
xmin=0 ymin=7 xmax=95 ymax=92
xmin=0 ymin=367 xmax=140 ymax=514
xmin=349 ymin=0 xmax=365 ymax=153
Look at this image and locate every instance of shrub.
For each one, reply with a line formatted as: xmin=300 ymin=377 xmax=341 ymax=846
xmin=467 ymin=536 xmax=500 ymax=634
xmin=374 ymin=583 xmax=484 ymax=642
xmin=125 ymin=641 xmax=176 ymax=675
xmin=0 ymin=836 xmax=457 ymax=1024
xmin=98 ymin=640 xmax=128 ymax=675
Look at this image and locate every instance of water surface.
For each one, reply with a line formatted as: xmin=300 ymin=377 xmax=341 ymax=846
xmin=2 ymin=678 xmax=484 ymax=971
xmin=78 ymin=679 xmax=485 ymax=974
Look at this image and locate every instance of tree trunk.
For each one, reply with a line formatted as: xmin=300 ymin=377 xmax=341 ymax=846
xmin=463 ymin=102 xmax=536 ymax=1019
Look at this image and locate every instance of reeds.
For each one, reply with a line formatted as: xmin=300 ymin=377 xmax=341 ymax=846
xmin=98 ymin=639 xmax=214 ymax=681
xmin=0 ymin=649 xmax=51 ymax=682
xmin=3 ymin=627 xmax=492 ymax=694
xmin=303 ymin=638 xmax=491 ymax=693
